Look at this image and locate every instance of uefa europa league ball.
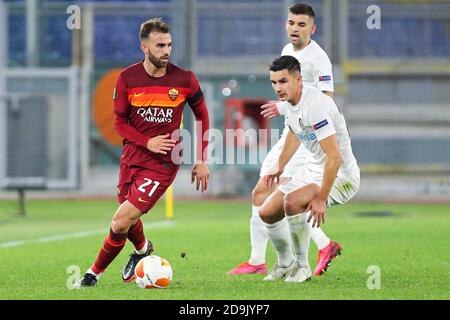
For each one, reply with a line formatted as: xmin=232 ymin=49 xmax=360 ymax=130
xmin=134 ymin=255 xmax=173 ymax=289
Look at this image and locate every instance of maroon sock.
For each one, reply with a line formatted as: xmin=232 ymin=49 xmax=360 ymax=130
xmin=127 ymin=218 xmax=147 ymax=251
xmin=91 ymin=228 xmax=127 ymax=274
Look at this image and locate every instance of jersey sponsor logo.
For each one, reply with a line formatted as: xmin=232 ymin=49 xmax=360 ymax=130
xmin=137 ymin=107 xmax=173 ymax=123
xmin=298 ymin=131 xmax=317 ymax=142
xmin=313 ymin=119 xmax=329 ymax=130
xmin=133 ymin=92 xmax=145 ymax=97
xmin=168 ymin=88 xmax=179 ymax=101
xmin=319 ymin=75 xmax=332 ymax=82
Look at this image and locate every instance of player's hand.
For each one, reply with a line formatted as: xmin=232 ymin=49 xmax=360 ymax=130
xmin=146 ymin=134 xmax=176 ymax=155
xmin=260 ymin=101 xmax=280 ymax=119
xmin=263 ymin=164 xmax=284 ymax=188
xmin=191 ymin=162 xmax=210 ymax=192
xmin=306 ymin=196 xmax=327 ymax=228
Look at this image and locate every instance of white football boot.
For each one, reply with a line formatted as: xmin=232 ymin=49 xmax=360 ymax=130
xmin=284 ymin=262 xmax=312 ymax=283
xmin=263 ymin=260 xmax=296 ymax=281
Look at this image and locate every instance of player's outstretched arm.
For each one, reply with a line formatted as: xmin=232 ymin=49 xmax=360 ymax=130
xmin=260 ymin=101 xmax=288 ymax=118
xmin=191 ymin=161 xmax=210 ymax=192
xmin=307 ymin=134 xmax=342 ymax=227
xmin=260 ymin=101 xmax=280 ymax=119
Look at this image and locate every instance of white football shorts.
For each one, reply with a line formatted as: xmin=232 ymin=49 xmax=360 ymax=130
xmin=259 ymin=137 xmax=309 ymax=178
xmin=278 ymin=165 xmax=360 ymax=207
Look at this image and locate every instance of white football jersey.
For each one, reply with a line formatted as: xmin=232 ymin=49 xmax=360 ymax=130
xmin=286 ymin=86 xmax=359 ymax=174
xmin=278 ymin=40 xmax=334 ymax=138
xmin=281 ymin=40 xmax=334 ymax=93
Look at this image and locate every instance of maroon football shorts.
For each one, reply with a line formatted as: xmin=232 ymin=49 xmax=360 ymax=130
xmin=117 ymin=161 xmax=179 ymax=213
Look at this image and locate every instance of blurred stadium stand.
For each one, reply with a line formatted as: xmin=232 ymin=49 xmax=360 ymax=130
xmin=1 ymin=0 xmax=449 ymax=200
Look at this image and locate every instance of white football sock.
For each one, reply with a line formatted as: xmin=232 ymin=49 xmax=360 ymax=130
xmin=286 ymin=213 xmax=310 ymax=268
xmin=263 ymin=218 xmax=294 ymax=267
xmin=308 ymin=219 xmax=331 ymax=250
xmin=135 ymin=240 xmax=149 ymax=255
xmin=248 ymin=205 xmax=268 ymax=266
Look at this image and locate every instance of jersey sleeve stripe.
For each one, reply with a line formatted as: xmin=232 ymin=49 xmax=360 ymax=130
xmin=187 ymin=88 xmax=204 ymax=106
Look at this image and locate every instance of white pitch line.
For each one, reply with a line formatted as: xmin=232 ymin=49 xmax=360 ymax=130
xmin=0 ymin=220 xmax=176 ymax=249
xmin=0 ymin=240 xmax=26 ymax=248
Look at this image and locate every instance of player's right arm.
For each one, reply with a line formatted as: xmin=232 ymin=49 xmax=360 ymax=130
xmin=264 ymin=129 xmax=300 ymax=188
xmin=113 ymin=73 xmax=175 ymax=155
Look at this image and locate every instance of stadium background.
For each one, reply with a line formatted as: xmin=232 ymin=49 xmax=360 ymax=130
xmin=1 ymin=0 xmax=449 ymax=201
xmin=0 ymin=0 xmax=449 ymax=301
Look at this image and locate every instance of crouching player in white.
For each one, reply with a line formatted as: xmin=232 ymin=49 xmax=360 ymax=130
xmin=228 ymin=3 xmax=340 ymax=276
xmin=260 ymin=56 xmax=360 ymax=282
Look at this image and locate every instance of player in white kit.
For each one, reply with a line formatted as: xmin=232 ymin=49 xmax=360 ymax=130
xmin=228 ymin=3 xmax=340 ymax=276
xmin=260 ymin=55 xmax=359 ymax=282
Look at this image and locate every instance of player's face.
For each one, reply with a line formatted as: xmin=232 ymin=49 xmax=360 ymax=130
xmin=141 ymin=31 xmax=172 ymax=69
xmin=270 ymin=69 xmax=302 ymax=104
xmin=285 ymin=13 xmax=316 ymax=50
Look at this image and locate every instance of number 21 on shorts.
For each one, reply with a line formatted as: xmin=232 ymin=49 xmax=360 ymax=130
xmin=138 ymin=178 xmax=160 ymax=197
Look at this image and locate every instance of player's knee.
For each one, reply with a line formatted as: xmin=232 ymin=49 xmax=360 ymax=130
xmin=251 ymin=187 xmax=259 ymax=205
xmin=111 ymin=216 xmax=133 ymax=234
xmin=258 ymin=206 xmax=275 ymax=224
xmin=284 ymin=193 xmax=302 ymax=215
xmin=110 ymin=219 xmax=126 ymax=234
xmin=252 ymin=184 xmax=267 ymax=206
xmin=258 ymin=206 xmax=268 ymax=222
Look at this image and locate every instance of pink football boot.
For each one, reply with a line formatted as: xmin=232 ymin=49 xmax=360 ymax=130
xmin=227 ymin=262 xmax=267 ymax=275
xmin=314 ymin=240 xmax=342 ymax=276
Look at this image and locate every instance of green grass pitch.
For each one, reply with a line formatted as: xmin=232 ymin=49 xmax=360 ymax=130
xmin=0 ymin=199 xmax=448 ymax=300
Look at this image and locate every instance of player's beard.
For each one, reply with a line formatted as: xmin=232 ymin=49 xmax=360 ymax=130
xmin=148 ymin=52 xmax=169 ymax=69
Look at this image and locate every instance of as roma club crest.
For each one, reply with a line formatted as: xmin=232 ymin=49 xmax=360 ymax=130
xmin=168 ymin=88 xmax=179 ymax=101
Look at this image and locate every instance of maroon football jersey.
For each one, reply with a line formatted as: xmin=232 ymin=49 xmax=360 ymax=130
xmin=113 ymin=61 xmax=209 ymax=169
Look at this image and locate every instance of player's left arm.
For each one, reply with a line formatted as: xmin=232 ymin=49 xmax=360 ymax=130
xmin=187 ymin=72 xmax=210 ymax=192
xmin=307 ymin=134 xmax=342 ymax=227
xmin=315 ymin=55 xmax=334 ymax=98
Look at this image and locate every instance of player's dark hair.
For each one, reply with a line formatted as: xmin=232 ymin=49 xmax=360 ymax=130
xmin=289 ymin=3 xmax=316 ymax=20
xmin=269 ymin=56 xmax=301 ymax=75
xmin=139 ymin=18 xmax=170 ymax=40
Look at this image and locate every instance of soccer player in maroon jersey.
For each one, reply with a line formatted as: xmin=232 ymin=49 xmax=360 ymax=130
xmin=74 ymin=18 xmax=210 ymax=288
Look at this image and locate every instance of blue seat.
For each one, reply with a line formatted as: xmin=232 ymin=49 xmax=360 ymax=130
xmin=94 ymin=15 xmax=171 ymax=61
xmin=8 ymin=14 xmax=26 ymax=66
xmin=349 ymin=14 xmax=449 ymax=58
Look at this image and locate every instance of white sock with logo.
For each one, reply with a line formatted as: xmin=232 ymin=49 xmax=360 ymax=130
xmin=308 ymin=220 xmax=331 ymax=250
xmin=286 ymin=213 xmax=310 ymax=268
xmin=135 ymin=241 xmax=149 ymax=255
xmin=248 ymin=205 xmax=268 ymax=266
xmin=263 ymin=218 xmax=294 ymax=267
